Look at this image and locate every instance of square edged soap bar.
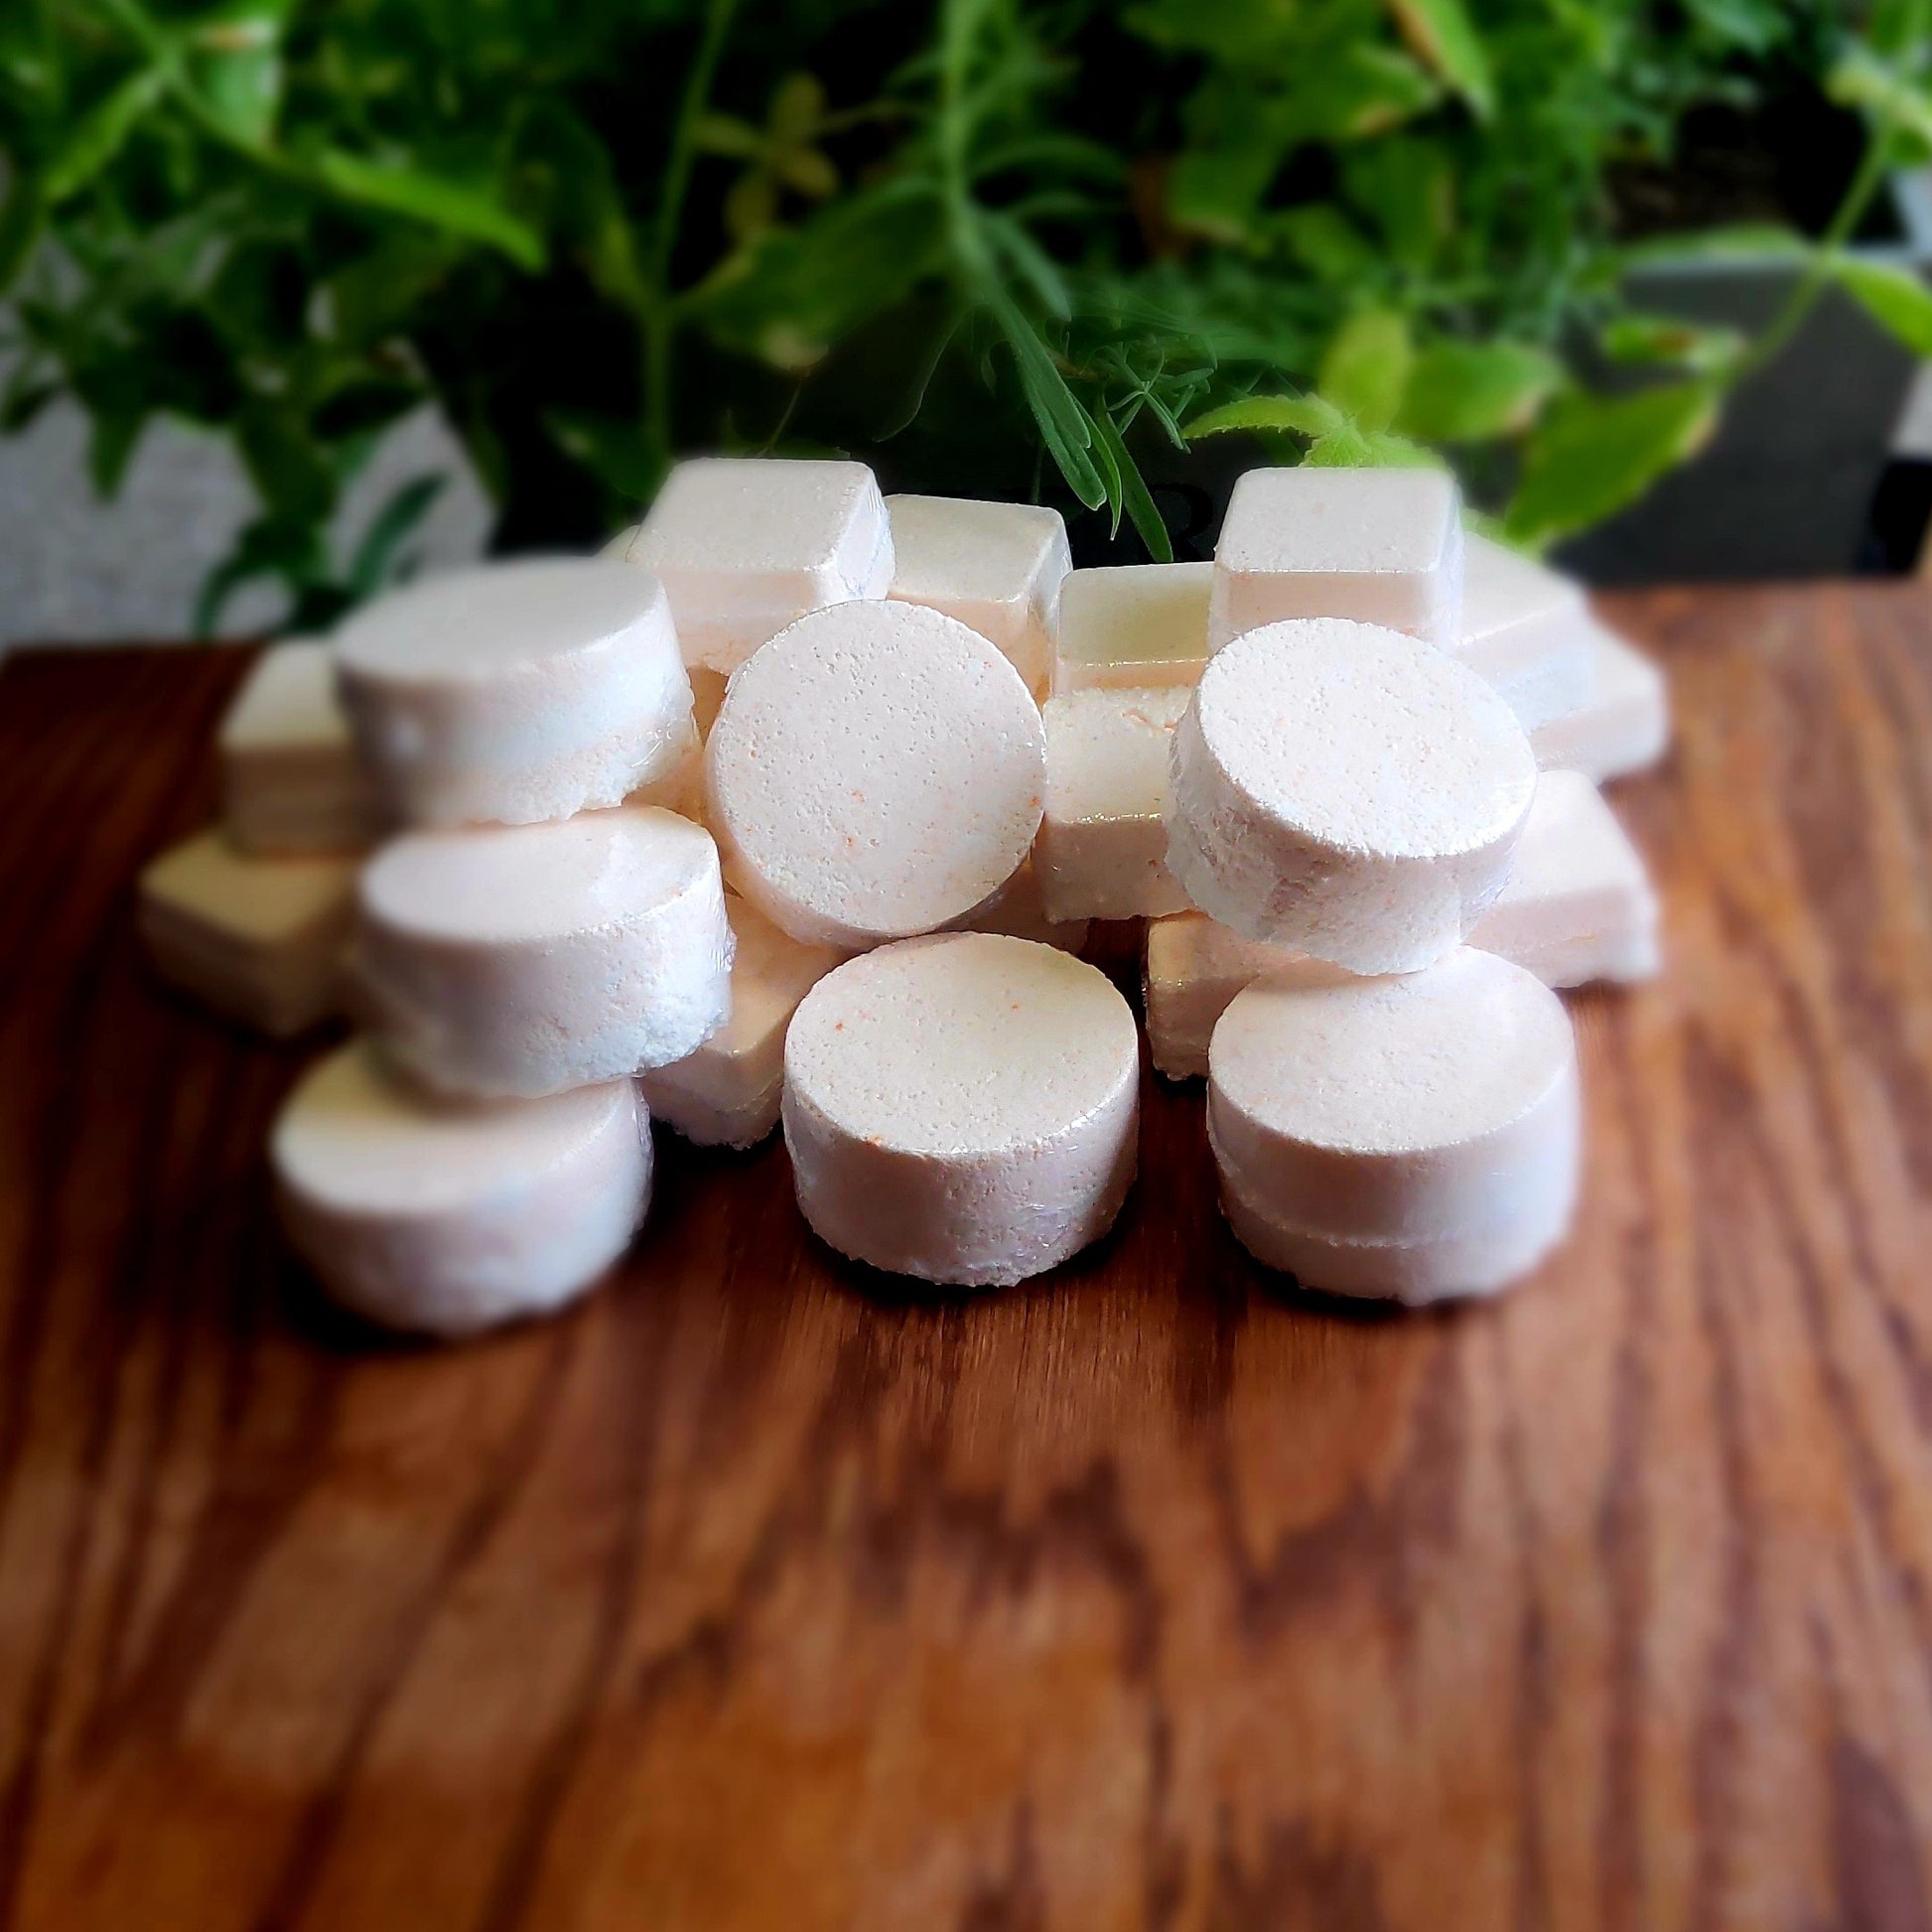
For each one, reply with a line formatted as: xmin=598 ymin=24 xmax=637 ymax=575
xmin=140 ymin=829 xmax=357 ymax=1036
xmin=1530 ymin=626 xmax=1670 ymax=781
xmin=1036 ymin=685 xmax=1193 ymax=924
xmin=1454 ymin=533 xmax=1595 ymax=733
xmin=1144 ymin=911 xmax=1351 ymax=1080
xmin=219 ymin=640 xmax=378 ymax=856
xmin=887 ymin=494 xmax=1070 ymax=692
xmin=1052 ymin=563 xmax=1212 ymax=695
xmin=1470 ymin=770 xmax=1659 ymax=986
xmin=624 ymin=457 xmax=894 ymax=672
xmin=1209 ymin=467 xmax=1463 ymax=649
xmin=641 ymin=895 xmax=846 ymax=1149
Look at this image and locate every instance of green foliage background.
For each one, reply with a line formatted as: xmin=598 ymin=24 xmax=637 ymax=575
xmin=6 ymin=0 xmax=1932 ymax=627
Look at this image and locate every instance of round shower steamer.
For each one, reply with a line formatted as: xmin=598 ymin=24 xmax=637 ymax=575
xmin=1206 ymin=948 xmax=1579 ymax=1248
xmin=1166 ymin=619 xmax=1537 ymax=973
xmin=782 ymin=932 xmax=1139 ymax=1288
xmin=705 ymin=602 xmax=1046 ymax=949
xmin=356 ymin=805 xmax=732 ymax=1099
xmin=335 ymin=558 xmax=692 ymax=828
xmin=271 ymin=1040 xmax=651 ymax=1337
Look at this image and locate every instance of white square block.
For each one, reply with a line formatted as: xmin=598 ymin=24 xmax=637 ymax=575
xmin=641 ymin=896 xmax=845 ymax=1148
xmin=1209 ymin=467 xmax=1463 ymax=649
xmin=1530 ymin=627 xmax=1670 ymax=781
xmin=887 ymin=494 xmax=1070 ymax=692
xmin=1470 ymin=770 xmax=1659 ymax=986
xmin=1143 ymin=912 xmax=1351 ymax=1079
xmin=218 ymin=641 xmax=378 ymax=856
xmin=950 ymin=855 xmax=1089 ymax=954
xmin=1454 ymin=533 xmax=1596 ymax=732
xmin=1036 ymin=686 xmax=1193 ymax=923
xmin=1051 ymin=562 xmax=1212 ymax=694
xmin=139 ymin=829 xmax=358 ymax=1036
xmin=624 ymin=458 xmax=895 ymax=672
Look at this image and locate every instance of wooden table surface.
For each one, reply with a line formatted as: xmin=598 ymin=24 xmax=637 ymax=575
xmin=2 ymin=584 xmax=1930 ymax=1931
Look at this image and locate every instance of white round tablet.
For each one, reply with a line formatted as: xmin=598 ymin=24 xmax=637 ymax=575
xmin=356 ymin=806 xmax=732 ymax=1098
xmin=335 ymin=559 xmax=693 ymax=829
xmin=272 ymin=1041 xmax=650 ymax=1336
xmin=705 ymin=602 xmax=1046 ymax=949
xmin=782 ymin=932 xmax=1139 ymax=1288
xmin=1216 ymin=1173 xmax=1568 ymax=1305
xmin=1166 ymin=618 xmax=1537 ymax=973
xmin=1207 ymin=949 xmax=1578 ymax=1246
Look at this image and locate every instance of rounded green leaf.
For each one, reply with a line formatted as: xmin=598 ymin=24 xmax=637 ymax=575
xmin=1398 ymin=341 xmax=1562 ymax=442
xmin=1506 ymin=382 xmax=1719 ymax=547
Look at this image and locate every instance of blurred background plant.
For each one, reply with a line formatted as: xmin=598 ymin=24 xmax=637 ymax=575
xmin=5 ymin=0 xmax=1932 ymax=629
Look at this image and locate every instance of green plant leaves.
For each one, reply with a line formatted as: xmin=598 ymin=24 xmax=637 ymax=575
xmin=1184 ymin=394 xmax=1343 ymax=440
xmin=544 ymin=410 xmax=663 ymax=501
xmin=1598 ymin=314 xmax=1744 ymax=374
xmin=44 ymin=69 xmax=166 ymax=203
xmin=1830 ymin=43 xmax=1932 ymax=156
xmin=1384 ymin=0 xmax=1493 ymax=118
xmin=1088 ymin=404 xmax=1172 ymax=561
xmin=1398 ymin=341 xmax=1561 ymax=440
xmin=1831 ymin=258 xmax=1932 ymax=355
xmin=987 ymin=288 xmax=1106 ymax=509
xmin=1507 ymin=382 xmax=1719 ymax=547
xmin=315 ymin=151 xmax=545 ymax=270
xmin=1620 ymin=223 xmax=1810 ymax=271
xmin=347 ymin=473 xmax=445 ymax=600
xmin=1317 ymin=310 xmax=1412 ymax=431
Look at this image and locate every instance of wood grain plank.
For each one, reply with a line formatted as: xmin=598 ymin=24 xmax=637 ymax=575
xmin=0 ymin=594 xmax=1929 ymax=1930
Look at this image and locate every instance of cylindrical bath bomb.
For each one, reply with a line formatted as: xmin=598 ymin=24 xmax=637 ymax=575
xmin=782 ymin=932 xmax=1139 ymax=1288
xmin=335 ymin=559 xmax=693 ymax=828
xmin=1207 ymin=949 xmax=1579 ymax=1248
xmin=356 ymin=806 xmax=733 ymax=1098
xmin=1215 ymin=1178 xmax=1568 ymax=1305
xmin=1166 ymin=619 xmax=1536 ymax=973
xmin=271 ymin=1040 xmax=650 ymax=1337
xmin=706 ymin=602 xmax=1046 ymax=950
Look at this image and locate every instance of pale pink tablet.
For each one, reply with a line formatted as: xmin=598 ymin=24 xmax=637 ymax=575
xmin=1208 ymin=467 xmax=1463 ymax=649
xmin=625 ymin=458 xmax=895 ymax=672
xmin=641 ymin=896 xmax=846 ymax=1149
xmin=1453 ymin=533 xmax=1595 ymax=732
xmin=1166 ymin=618 xmax=1537 ymax=973
xmin=705 ymin=601 xmax=1046 ymax=949
xmin=335 ymin=559 xmax=692 ymax=829
xmin=218 ymin=640 xmax=379 ymax=855
xmin=1051 ymin=563 xmax=1211 ymax=695
xmin=1142 ymin=911 xmax=1351 ymax=1080
xmin=1216 ymin=1175 xmax=1571 ymax=1306
xmin=356 ymin=805 xmax=732 ymax=1098
xmin=1207 ymin=948 xmax=1579 ymax=1251
xmin=887 ymin=493 xmax=1070 ymax=692
xmin=140 ymin=829 xmax=357 ymax=1037
xmin=1469 ymin=770 xmax=1659 ymax=986
xmin=272 ymin=1040 xmax=649 ymax=1337
xmin=1531 ymin=626 xmax=1670 ymax=781
xmin=782 ymin=933 xmax=1139 ymax=1288
xmin=1036 ymin=685 xmax=1193 ymax=923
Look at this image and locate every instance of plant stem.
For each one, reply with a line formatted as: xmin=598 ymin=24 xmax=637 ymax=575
xmin=1739 ymin=128 xmax=1894 ymax=379
xmin=643 ymin=0 xmax=739 ymax=484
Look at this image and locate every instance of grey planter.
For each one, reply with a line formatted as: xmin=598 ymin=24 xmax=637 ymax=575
xmin=1557 ymin=170 xmax=1932 ymax=584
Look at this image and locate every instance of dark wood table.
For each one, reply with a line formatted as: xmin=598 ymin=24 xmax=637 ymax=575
xmin=1 ymin=584 xmax=1929 ymax=1931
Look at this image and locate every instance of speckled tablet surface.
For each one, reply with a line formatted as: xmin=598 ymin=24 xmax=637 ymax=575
xmin=706 ymin=601 xmax=1046 ymax=950
xmin=782 ymin=933 xmax=1139 ymax=1288
xmin=1166 ymin=618 xmax=1537 ymax=972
